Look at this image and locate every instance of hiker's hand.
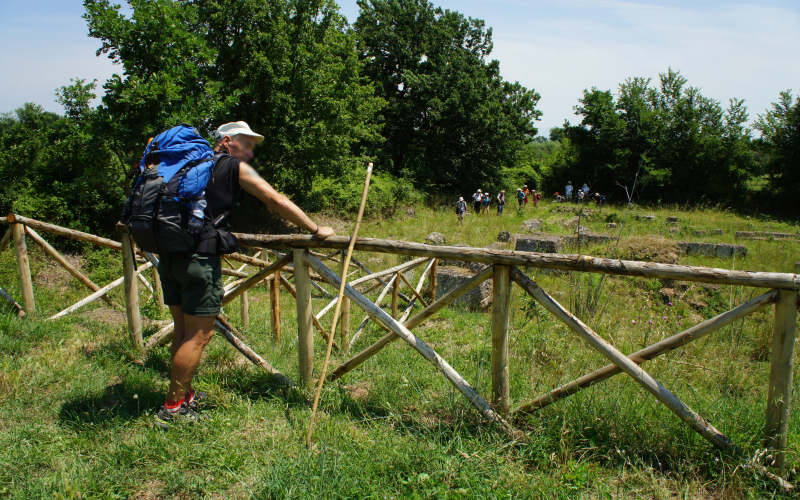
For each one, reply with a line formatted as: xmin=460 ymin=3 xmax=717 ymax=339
xmin=313 ymin=225 xmax=335 ymax=239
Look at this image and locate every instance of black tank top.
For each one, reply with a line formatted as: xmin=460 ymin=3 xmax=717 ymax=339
xmin=196 ymin=153 xmax=240 ymax=254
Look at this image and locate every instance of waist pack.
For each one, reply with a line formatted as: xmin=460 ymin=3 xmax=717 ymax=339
xmin=122 ymin=124 xmax=223 ymax=254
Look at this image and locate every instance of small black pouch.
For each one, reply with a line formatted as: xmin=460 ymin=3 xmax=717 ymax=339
xmin=216 ymin=229 xmax=239 ymax=254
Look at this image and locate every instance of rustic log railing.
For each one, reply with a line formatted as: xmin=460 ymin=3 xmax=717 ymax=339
xmin=1 ymin=214 xmax=798 ymax=471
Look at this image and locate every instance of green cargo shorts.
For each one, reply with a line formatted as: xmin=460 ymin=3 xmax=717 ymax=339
xmin=158 ymin=253 xmax=223 ymax=316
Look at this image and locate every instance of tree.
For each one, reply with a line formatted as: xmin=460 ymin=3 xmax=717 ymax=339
xmin=83 ymin=0 xmax=383 ymax=202
xmin=56 ymin=78 xmax=98 ymax=122
xmin=0 ymin=102 xmax=125 ymax=235
xmin=755 ymin=90 xmax=800 ymax=213
xmin=354 ymin=0 xmax=541 ymax=194
xmin=553 ymin=68 xmax=755 ymax=206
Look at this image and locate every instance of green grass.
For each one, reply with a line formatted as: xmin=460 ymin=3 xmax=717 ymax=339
xmin=0 ymin=201 xmax=798 ymax=498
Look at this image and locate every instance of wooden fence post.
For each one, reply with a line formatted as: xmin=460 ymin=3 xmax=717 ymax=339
xmin=491 ymin=265 xmax=511 ymax=414
xmin=271 ymin=270 xmax=282 ymax=342
xmin=340 ymin=259 xmax=351 ymax=349
xmin=294 ymin=250 xmax=314 ymax=386
xmin=392 ymin=273 xmax=400 ymax=319
xmin=765 ymin=289 xmax=798 ymax=470
xmin=429 ymin=258 xmax=438 ymax=301
xmin=120 ymin=230 xmax=143 ymax=352
xmin=152 ymin=266 xmax=165 ymax=310
xmin=240 ymin=291 xmax=250 ymax=329
xmin=12 ymin=223 xmax=35 ymax=315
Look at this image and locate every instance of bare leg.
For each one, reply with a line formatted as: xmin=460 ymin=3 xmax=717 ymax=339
xmin=166 ymin=313 xmax=216 ymax=403
xmin=169 ymin=305 xmax=187 ymax=361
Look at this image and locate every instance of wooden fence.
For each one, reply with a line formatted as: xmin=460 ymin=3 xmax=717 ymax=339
xmin=1 ymin=214 xmax=798 ymax=472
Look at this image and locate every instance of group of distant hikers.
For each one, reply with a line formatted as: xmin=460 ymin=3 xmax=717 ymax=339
xmin=455 ymin=185 xmax=541 ymax=225
xmin=455 ymin=181 xmax=606 ymax=224
xmin=554 ymin=181 xmax=606 ymax=206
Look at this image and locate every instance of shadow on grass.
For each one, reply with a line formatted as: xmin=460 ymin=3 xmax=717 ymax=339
xmin=217 ymin=367 xmax=309 ymax=409
xmin=57 ymin=378 xmax=164 ymax=431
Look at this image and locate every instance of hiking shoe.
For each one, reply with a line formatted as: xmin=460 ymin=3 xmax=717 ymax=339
xmin=154 ymin=403 xmax=200 ymax=430
xmin=185 ymin=390 xmax=209 ymax=412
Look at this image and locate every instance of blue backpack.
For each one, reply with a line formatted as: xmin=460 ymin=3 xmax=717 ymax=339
xmin=122 ymin=125 xmax=216 ymax=253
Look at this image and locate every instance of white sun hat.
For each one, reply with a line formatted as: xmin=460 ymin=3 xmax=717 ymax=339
xmin=215 ymin=121 xmax=264 ymax=143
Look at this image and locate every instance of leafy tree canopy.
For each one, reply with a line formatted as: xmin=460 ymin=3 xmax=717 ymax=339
xmin=354 ymin=0 xmax=541 ymax=194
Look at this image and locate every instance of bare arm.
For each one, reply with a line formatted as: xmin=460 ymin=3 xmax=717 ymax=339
xmin=238 ymin=162 xmax=334 ymax=238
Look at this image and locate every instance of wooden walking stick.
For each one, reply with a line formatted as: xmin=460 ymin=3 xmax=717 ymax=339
xmin=306 ymin=162 xmax=373 ymax=447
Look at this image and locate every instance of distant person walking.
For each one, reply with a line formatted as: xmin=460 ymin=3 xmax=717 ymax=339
xmin=565 ymin=181 xmax=573 ymax=201
xmin=582 ymin=182 xmax=590 ymax=198
xmin=456 ymin=196 xmax=467 ymax=225
xmin=472 ymin=189 xmax=483 ymax=214
xmin=482 ymin=192 xmax=491 ymax=214
xmin=497 ymin=190 xmax=506 ymax=215
xmin=523 ymin=185 xmax=531 ymax=206
xmin=532 ymin=189 xmax=540 ymax=208
xmin=592 ymin=192 xmax=606 ymax=207
xmin=516 ymin=188 xmax=525 ymax=210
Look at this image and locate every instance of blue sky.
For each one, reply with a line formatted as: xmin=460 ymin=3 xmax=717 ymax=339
xmin=1 ymin=0 xmax=798 ymax=134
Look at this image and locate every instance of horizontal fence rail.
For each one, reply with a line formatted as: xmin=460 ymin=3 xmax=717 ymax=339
xmin=233 ymin=233 xmax=800 ymax=290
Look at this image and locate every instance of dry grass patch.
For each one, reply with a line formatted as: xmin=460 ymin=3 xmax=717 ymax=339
xmin=615 ymin=236 xmax=681 ymax=264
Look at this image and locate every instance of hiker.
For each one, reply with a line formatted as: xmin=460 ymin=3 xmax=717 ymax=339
xmin=516 ymin=188 xmax=525 ymax=209
xmin=151 ymin=121 xmax=335 ymax=428
xmin=582 ymin=182 xmax=590 ymax=198
xmin=456 ymin=196 xmax=467 ymax=225
xmin=532 ymin=189 xmax=540 ymax=208
xmin=577 ymin=189 xmax=585 ymax=203
xmin=565 ymin=181 xmax=573 ymax=201
xmin=523 ymin=185 xmax=531 ymax=206
xmin=497 ymin=190 xmax=506 ymax=215
xmin=554 ymin=191 xmax=564 ymax=202
xmin=593 ymin=192 xmax=606 ymax=207
xmin=482 ymin=192 xmax=491 ymax=214
xmin=472 ymin=189 xmax=483 ymax=214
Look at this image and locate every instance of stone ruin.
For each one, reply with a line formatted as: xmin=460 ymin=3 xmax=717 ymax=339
xmin=434 ymin=266 xmax=493 ymax=311
xmin=678 ymin=242 xmax=747 ymax=258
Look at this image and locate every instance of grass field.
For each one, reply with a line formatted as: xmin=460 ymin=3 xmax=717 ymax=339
xmin=0 ymin=200 xmax=798 ymax=498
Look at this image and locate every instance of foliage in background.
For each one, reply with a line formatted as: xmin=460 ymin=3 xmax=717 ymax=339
xmin=83 ymin=0 xmax=385 ymax=201
xmin=2 ymin=2 xmax=799 ymax=235
xmin=544 ymin=69 xmax=758 ymax=209
xmin=755 ymin=90 xmax=800 ymax=214
xmin=354 ymin=0 xmax=541 ymax=195
xmin=0 ymin=79 xmax=125 ymax=236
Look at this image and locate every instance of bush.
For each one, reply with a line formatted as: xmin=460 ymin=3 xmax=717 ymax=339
xmin=307 ymin=169 xmax=423 ymax=218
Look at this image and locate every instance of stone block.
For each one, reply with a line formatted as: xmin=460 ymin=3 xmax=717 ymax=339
xmin=435 ymin=266 xmax=492 ymax=311
xmin=425 ymin=232 xmax=446 ymax=245
xmin=521 ymin=218 xmax=543 ymax=232
xmin=678 ymin=242 xmax=747 ymax=258
xmin=514 ymin=233 xmax=563 ymax=253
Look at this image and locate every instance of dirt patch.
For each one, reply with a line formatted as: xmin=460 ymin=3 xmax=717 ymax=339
xmin=131 ymin=480 xmax=166 ymax=500
xmin=83 ymin=307 xmax=127 ymax=326
xmin=33 ymin=253 xmax=86 ymax=291
xmin=616 ymin=236 xmax=681 ymax=264
xmin=342 ymin=381 xmax=372 ymax=401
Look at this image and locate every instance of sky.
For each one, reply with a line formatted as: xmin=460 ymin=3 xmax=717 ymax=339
xmin=0 ymin=0 xmax=798 ymax=135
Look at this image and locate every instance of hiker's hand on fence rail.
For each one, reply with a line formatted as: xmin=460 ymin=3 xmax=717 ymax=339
xmin=313 ymin=225 xmax=335 ymax=239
